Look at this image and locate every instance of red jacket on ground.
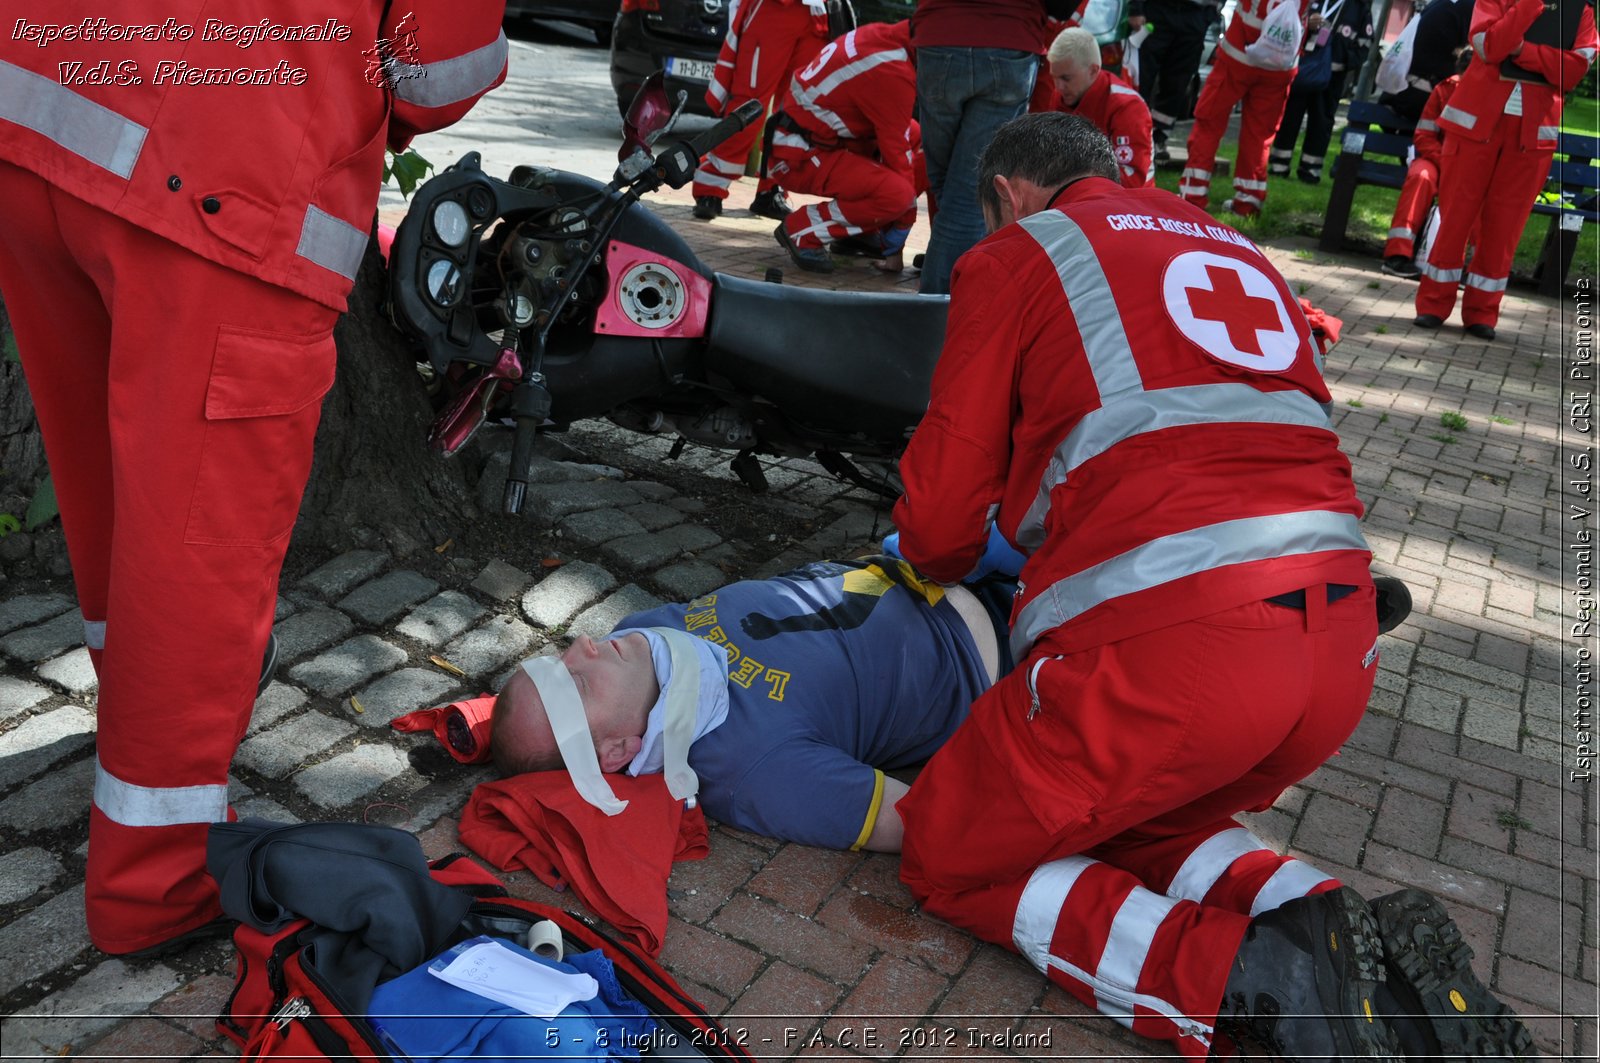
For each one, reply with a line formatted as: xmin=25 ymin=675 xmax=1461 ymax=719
xmin=1440 ymin=0 xmax=1598 ymax=151
xmin=894 ymin=179 xmax=1370 ymax=657
xmin=0 ymin=1 xmax=507 ymax=310
xmin=1057 ymin=68 xmax=1154 ymax=187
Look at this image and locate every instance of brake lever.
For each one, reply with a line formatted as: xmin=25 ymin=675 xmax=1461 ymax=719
xmin=426 ymin=346 xmax=525 ymax=456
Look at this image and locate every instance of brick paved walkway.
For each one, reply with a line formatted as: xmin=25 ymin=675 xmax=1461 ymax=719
xmin=0 ymin=177 xmax=1592 ymax=1060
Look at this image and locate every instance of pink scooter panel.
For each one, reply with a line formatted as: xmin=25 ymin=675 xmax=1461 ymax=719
xmin=594 ymin=240 xmax=712 ymax=339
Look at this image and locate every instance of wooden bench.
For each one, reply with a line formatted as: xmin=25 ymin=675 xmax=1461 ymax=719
xmin=1531 ymin=132 xmax=1600 ymax=296
xmin=1319 ymin=100 xmax=1416 ymax=254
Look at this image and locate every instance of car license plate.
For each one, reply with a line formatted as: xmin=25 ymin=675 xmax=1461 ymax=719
xmin=666 ymin=56 xmax=715 ymax=82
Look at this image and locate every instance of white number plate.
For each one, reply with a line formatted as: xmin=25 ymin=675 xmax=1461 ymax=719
xmin=666 ymin=57 xmax=716 ymax=82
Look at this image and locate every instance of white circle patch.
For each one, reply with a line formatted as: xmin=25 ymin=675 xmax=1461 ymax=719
xmin=1161 ymin=251 xmax=1298 ymax=372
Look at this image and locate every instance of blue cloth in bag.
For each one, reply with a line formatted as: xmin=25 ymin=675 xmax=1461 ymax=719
xmin=368 ymin=936 xmax=656 ymax=1060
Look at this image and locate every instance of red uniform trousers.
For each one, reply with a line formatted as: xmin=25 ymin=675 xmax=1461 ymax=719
xmin=774 ymin=127 xmax=924 ymax=250
xmin=1384 ymin=158 xmax=1442 ymax=260
xmin=1179 ymin=52 xmax=1296 ymax=216
xmin=0 ymin=165 xmax=336 ymax=953
xmin=691 ymin=2 xmax=825 ymax=202
xmin=898 ymin=586 xmax=1377 ymax=1056
xmin=1417 ymin=112 xmax=1553 ymax=328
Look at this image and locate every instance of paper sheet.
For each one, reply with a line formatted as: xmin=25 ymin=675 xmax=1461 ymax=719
xmin=428 ymin=938 xmax=598 ymax=1019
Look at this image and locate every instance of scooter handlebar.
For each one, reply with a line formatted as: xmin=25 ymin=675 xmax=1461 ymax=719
xmin=654 ymin=99 xmax=765 ymax=189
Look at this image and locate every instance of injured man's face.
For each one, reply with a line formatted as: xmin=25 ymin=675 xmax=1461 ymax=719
xmin=492 ymin=634 xmax=659 ymax=777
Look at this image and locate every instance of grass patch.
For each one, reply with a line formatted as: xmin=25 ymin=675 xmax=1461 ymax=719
xmin=1495 ymin=808 xmax=1534 ymax=831
xmin=1491 ymin=414 xmax=1515 ymax=425
xmin=1565 ymin=94 xmax=1599 ymax=138
xmin=1431 ymin=433 xmax=1458 ymax=444
xmin=1347 ymin=398 xmax=1364 ymax=407
xmin=1374 ymin=324 xmax=1389 ymax=334
xmin=1440 ymin=411 xmax=1469 ymax=431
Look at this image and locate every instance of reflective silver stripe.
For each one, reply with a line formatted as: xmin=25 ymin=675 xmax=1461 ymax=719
xmin=1440 ymin=105 xmax=1477 ymax=130
xmin=1218 ymin=38 xmax=1264 ymax=67
xmin=0 ymin=59 xmax=147 ymax=178
xmin=1010 ymin=510 xmax=1369 ymax=658
xmin=1151 ymin=108 xmax=1177 ymax=125
xmin=1249 ymin=859 xmax=1334 ymax=916
xmin=389 ymin=30 xmax=508 ymax=108
xmin=1018 ymin=211 xmax=1143 ymax=402
xmin=1233 ymin=191 xmax=1264 ymax=206
xmin=1418 ymin=260 xmax=1463 ymax=283
xmin=694 ymin=169 xmax=734 ymax=189
xmin=1235 ymin=178 xmax=1269 ymax=191
xmin=83 ymin=619 xmax=107 ymax=651
xmin=1406 ymin=74 xmax=1432 ymax=91
xmin=1109 ymin=83 xmax=1141 ymax=97
xmin=93 ymin=757 xmax=228 ymax=828
xmin=1098 ymin=886 xmax=1179 ymax=1006
xmin=1579 ymin=47 xmax=1597 ymax=62
xmin=1013 ymin=856 xmax=1095 ymax=967
xmin=791 ymin=48 xmax=906 ymax=139
xmin=773 ymin=129 xmax=810 ymax=150
xmin=701 ymin=153 xmax=747 ymax=176
xmin=1014 ymin=860 xmax=1214 ymax=1041
xmin=1167 ymin=828 xmax=1272 ymax=902
xmin=1538 ymin=125 xmax=1560 ymax=141
xmin=1299 ymin=153 xmax=1323 ymax=165
xmin=1015 ymin=387 xmax=1334 ymax=550
xmin=1388 ymin=226 xmax=1414 ymax=240
xmin=1464 ymin=271 xmax=1509 ymax=293
xmin=1417 ymin=119 xmax=1439 ymax=132
xmin=1238 ymin=5 xmax=1265 ymax=28
xmin=1181 ymin=167 xmax=1212 ymax=181
xmin=1269 ymin=149 xmax=1294 ymax=160
xmin=296 ymin=206 xmax=368 ymax=280
xmin=1471 ymin=31 xmax=1487 ymax=60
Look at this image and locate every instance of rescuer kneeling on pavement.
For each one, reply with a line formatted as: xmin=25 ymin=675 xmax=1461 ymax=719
xmin=890 ymin=112 xmax=1531 ymax=1062
xmin=0 ymin=2 xmax=506 ymax=955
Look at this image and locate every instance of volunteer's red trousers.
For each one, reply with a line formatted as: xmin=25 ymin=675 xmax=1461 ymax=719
xmin=1417 ymin=112 xmax=1553 ymax=328
xmin=691 ymin=2 xmax=824 ymax=202
xmin=774 ymin=133 xmax=924 ymax=250
xmin=1383 ymin=158 xmax=1442 ymax=260
xmin=0 ymin=164 xmax=336 ymax=954
xmin=1179 ymin=52 xmax=1296 ymax=215
xmin=899 ymin=588 xmax=1377 ymax=1057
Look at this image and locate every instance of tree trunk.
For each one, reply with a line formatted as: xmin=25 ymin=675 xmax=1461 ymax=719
xmin=295 ymin=239 xmax=482 ymax=557
xmin=0 ymin=239 xmax=483 ymax=579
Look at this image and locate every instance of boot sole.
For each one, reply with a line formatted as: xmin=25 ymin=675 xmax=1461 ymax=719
xmin=1373 ymin=889 xmax=1534 ymax=1058
xmin=1322 ymin=887 xmax=1404 ymax=1061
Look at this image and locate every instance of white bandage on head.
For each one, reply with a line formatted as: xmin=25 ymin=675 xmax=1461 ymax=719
xmin=520 ymin=656 xmax=628 ymax=816
xmin=651 ymin=628 xmax=708 ymax=806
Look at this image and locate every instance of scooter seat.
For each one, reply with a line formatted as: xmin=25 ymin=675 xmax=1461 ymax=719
xmin=704 ymin=273 xmax=949 ymax=441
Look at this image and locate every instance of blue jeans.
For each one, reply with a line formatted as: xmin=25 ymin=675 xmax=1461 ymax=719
xmin=916 ymin=46 xmax=1039 ymax=294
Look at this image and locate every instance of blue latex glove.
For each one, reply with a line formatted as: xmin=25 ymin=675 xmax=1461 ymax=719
xmin=882 ymin=526 xmax=1025 ymax=581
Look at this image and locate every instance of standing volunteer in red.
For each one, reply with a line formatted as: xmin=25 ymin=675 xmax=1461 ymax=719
xmin=1048 ymin=26 xmax=1154 ymax=188
xmin=0 ymin=1 xmax=507 ymax=955
xmin=769 ymin=20 xmax=922 ymax=274
xmin=892 ymin=113 xmax=1391 ymax=1060
xmin=1413 ymin=0 xmax=1596 ymax=340
xmin=693 ymin=0 xmax=830 ymax=221
xmin=1180 ymin=0 xmax=1311 ymax=216
xmin=1381 ymin=50 xmax=1472 ymax=279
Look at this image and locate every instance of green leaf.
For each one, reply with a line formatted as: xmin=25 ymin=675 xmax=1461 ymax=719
xmin=2 ymin=329 xmax=18 ymax=363
xmin=384 ymin=148 xmax=434 ymax=199
xmin=25 ymin=474 xmax=58 ymax=531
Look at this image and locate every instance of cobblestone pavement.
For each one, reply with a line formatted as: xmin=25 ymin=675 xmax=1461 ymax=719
xmin=1 ymin=173 xmax=1594 ymax=1061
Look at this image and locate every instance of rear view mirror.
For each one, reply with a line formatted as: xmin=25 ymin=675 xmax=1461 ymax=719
xmin=619 ymin=72 xmax=687 ymax=161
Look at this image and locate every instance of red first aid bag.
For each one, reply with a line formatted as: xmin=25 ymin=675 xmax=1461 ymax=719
xmin=218 ymin=853 xmax=755 ymax=1062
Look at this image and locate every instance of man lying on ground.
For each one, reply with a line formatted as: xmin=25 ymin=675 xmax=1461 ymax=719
xmin=490 ymin=552 xmax=1017 ymax=852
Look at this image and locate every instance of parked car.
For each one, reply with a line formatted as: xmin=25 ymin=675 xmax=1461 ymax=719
xmin=506 ymin=0 xmax=622 ymax=46
xmin=609 ymin=0 xmax=914 ymax=118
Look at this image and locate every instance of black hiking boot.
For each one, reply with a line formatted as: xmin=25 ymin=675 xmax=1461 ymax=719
xmin=1372 ymin=889 xmax=1535 ymax=1059
xmin=1218 ymin=886 xmax=1401 ymax=1061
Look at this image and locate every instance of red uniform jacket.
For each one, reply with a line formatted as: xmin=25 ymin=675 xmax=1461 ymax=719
xmin=1441 ymin=0 xmax=1598 ymax=151
xmin=780 ymin=21 xmax=917 ymax=182
xmin=894 ymin=179 xmax=1370 ymax=657
xmin=1413 ymin=75 xmax=1461 ymax=165
xmin=0 ymin=1 xmax=507 ymax=311
xmin=1058 ymin=69 xmax=1154 ymax=188
xmin=1218 ymin=0 xmax=1313 ymax=70
xmin=706 ymin=0 xmax=829 ymax=115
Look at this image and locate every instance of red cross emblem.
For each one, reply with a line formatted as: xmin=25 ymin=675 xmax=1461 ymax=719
xmin=1162 ymin=251 xmax=1297 ymax=371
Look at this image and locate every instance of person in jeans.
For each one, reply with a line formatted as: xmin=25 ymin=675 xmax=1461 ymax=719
xmin=912 ymin=0 xmax=1053 ymax=294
